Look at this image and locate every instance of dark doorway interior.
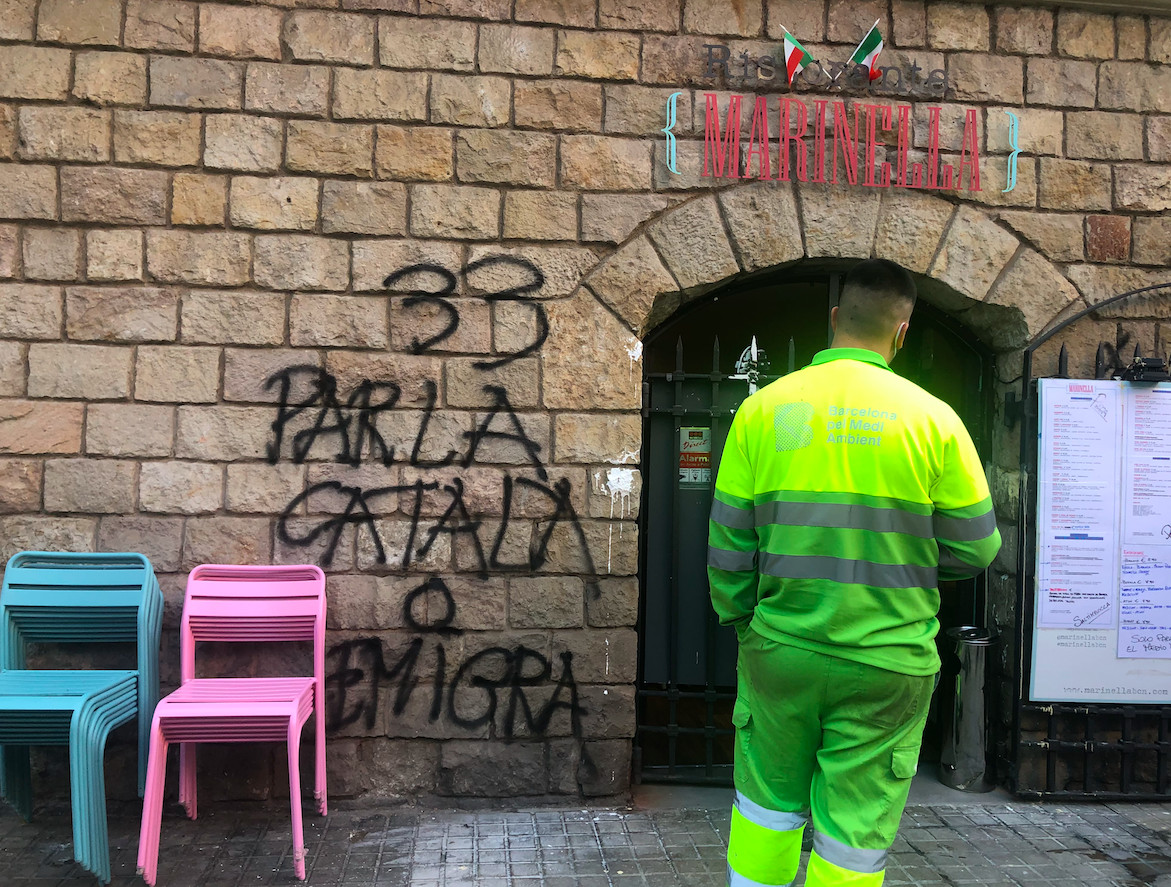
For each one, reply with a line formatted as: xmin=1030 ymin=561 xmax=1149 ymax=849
xmin=635 ymin=263 xmax=993 ymax=785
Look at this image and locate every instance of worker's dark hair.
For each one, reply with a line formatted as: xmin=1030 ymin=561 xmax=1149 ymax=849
xmin=836 ymin=259 xmax=917 ymax=341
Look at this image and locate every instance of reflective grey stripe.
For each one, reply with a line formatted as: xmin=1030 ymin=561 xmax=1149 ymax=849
xmin=712 ymin=499 xmax=755 ymax=530
xmin=760 ymin=553 xmax=936 ymax=589
xmin=734 ymin=792 xmax=809 ymax=832
xmin=728 ymin=866 xmax=794 ymax=887
xmin=709 ymin=547 xmax=756 ymax=572
xmin=934 ymin=508 xmax=998 ymax=542
xmin=755 ymin=500 xmax=933 ymax=537
xmin=812 ymin=832 xmax=887 ymax=874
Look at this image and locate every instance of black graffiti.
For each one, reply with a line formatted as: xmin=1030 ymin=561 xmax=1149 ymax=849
xmin=326 ymin=578 xmax=585 ymax=737
xmin=385 ymin=254 xmax=549 ymax=369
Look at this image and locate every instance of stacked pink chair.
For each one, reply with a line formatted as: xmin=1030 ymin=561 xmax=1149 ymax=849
xmin=137 ymin=564 xmax=327 ymax=885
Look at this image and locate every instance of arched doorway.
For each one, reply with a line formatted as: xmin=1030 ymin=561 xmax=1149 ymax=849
xmin=635 ymin=260 xmax=995 ymax=784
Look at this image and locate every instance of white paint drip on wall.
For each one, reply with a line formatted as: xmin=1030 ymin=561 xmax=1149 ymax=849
xmin=594 ymin=467 xmax=636 ymax=572
xmin=625 ymin=338 xmax=643 ymax=379
xmin=604 ymin=637 xmax=610 ymax=676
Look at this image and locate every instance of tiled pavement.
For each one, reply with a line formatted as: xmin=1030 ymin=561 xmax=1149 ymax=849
xmin=2 ymin=792 xmax=1171 ymax=887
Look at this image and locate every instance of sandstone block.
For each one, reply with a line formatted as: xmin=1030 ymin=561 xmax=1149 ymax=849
xmin=0 ymin=164 xmax=56 ymax=219
xmin=926 ymin=2 xmax=988 ymax=50
xmin=561 ymin=136 xmax=652 ymax=191
xmin=1150 ymin=117 xmax=1171 ymax=162
xmin=996 ymin=6 xmax=1053 ymax=54
xmin=418 ymin=0 xmax=509 ymax=16
xmin=1066 ymin=112 xmax=1144 ymax=161
xmin=825 ymin=0 xmax=885 ymax=43
xmin=514 ymin=79 xmax=603 ymax=132
xmin=28 ymin=344 xmax=131 ymax=399
xmin=872 ymin=191 xmax=955 ymax=274
xmin=515 ymin=0 xmax=594 ymax=27
xmin=61 ymin=168 xmax=168 ymax=225
xmin=0 ymin=401 xmax=83 ymax=454
xmin=183 ymin=517 xmax=272 ymax=569
xmin=0 ymin=46 xmax=70 ymax=100
xmin=600 ymin=0 xmax=678 ymax=31
xmin=351 ymin=239 xmax=463 ymax=294
xmin=226 ymin=463 xmax=306 ymax=513
xmin=223 ymin=348 xmax=321 ymax=403
xmin=586 ymin=576 xmax=638 ymax=627
xmin=182 ymin=291 xmax=285 ymax=347
xmin=0 ymin=106 xmax=12 ymax=160
xmin=199 ymin=4 xmax=284 ymax=59
xmin=66 ymin=287 xmax=177 ymax=342
xmin=718 ymin=184 xmax=803 ymax=272
xmin=1057 ymin=9 xmax=1115 ymax=59
xmin=254 ymin=235 xmax=349 ymax=291
xmin=466 ymin=245 xmax=597 ymax=298
xmin=22 ymin=229 xmax=80 ymax=281
xmin=375 ymin=126 xmax=453 ymax=181
xmin=437 ymin=740 xmax=545 ymax=796
xmin=379 ymin=15 xmax=476 ymax=70
xmin=321 ymin=181 xmax=406 ymax=236
xmin=1039 ymin=158 xmax=1111 ymax=211
xmin=86 ymin=229 xmax=144 ymax=282
xmin=0 ymin=224 xmax=13 ymax=277
xmin=1115 ymin=164 xmax=1171 ymax=212
xmin=98 ymin=516 xmax=184 ymax=572
xmin=445 ymin=356 xmax=540 ymax=408
xmin=999 ymin=211 xmax=1084 ymax=263
xmin=890 ymin=0 xmax=926 ymax=47
xmin=0 ymin=0 xmax=35 ymax=39
xmin=584 ymin=236 xmax=676 ymax=331
xmin=18 ymin=107 xmax=109 ymax=162
xmin=171 ymin=173 xmax=227 ymax=226
xmin=146 ymin=230 xmax=250 ymax=286
xmin=543 ymin=293 xmax=642 ymax=410
xmin=647 ymin=196 xmax=738 ymax=290
xmin=390 ymin=294 xmax=490 ymax=354
xmin=0 ymin=516 xmax=96 ymax=558
xmin=125 ymin=0 xmax=196 ymax=51
xmin=283 ymin=11 xmax=375 ymax=65
xmin=1133 ymin=217 xmax=1171 ymax=266
xmin=112 ymin=110 xmax=200 ymax=166
xmin=136 ymin=345 xmax=220 ymax=404
xmin=984 ymin=106 xmax=1062 ymax=155
xmin=0 ymin=458 xmax=41 ymax=513
xmin=1154 ymin=17 xmax=1171 ymax=63
xmin=456 ymin=130 xmax=556 ymax=187
xmin=503 ymin=191 xmax=578 ymax=241
xmin=204 ymin=114 xmax=283 ymax=172
xmin=1117 ymin=16 xmax=1146 ymax=60
xmin=556 ymin=30 xmax=640 ymax=79
xmin=287 ymin=121 xmax=373 ymax=177
xmin=334 ymin=69 xmax=426 ymax=122
xmin=44 ymin=459 xmax=134 ymax=514
xmin=551 ymin=628 xmax=638 ymax=682
xmin=230 ymin=176 xmax=319 ymax=231
xmin=553 ymin=414 xmax=641 ymax=466
xmin=149 ymin=57 xmax=243 ymax=110
xmin=290 ymin=294 xmax=388 ymax=348
xmin=604 ymin=85 xmax=693 ymax=137
xmin=479 ymin=24 xmax=554 ymax=76
xmin=1026 ymin=58 xmax=1096 ymax=108
xmin=86 ymin=403 xmax=174 ymax=457
xmin=510 ymin=577 xmax=584 ymax=628
xmin=139 ymin=461 xmax=222 ymax=513
xmin=982 ymin=248 xmax=1080 ymax=348
xmin=959 ymin=153 xmax=1038 ymax=210
xmin=410 ymin=184 xmax=500 ymax=240
xmin=928 ymin=205 xmax=1019 ymax=304
xmin=764 ymin=0 xmax=823 ymax=40
xmin=947 ymin=54 xmax=1023 ymax=104
xmin=581 ymin=194 xmax=669 ymax=244
xmin=1086 ymin=215 xmax=1130 ymax=263
xmin=801 ymin=185 xmax=881 ymax=260
xmin=430 ymin=75 xmax=511 ymax=128
xmin=176 ymin=407 xmax=273 ymax=460
xmin=245 ymin=63 xmax=329 ymax=116
xmin=0 ymin=283 xmax=61 ymax=338
xmin=1100 ymin=61 xmax=1171 ymax=113
xmin=37 ymin=0 xmax=119 ymax=44
xmin=0 ymin=339 xmax=22 ymax=395
xmin=685 ymin=0 xmax=761 ymax=36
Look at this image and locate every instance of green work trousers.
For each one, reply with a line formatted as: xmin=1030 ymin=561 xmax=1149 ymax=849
xmin=726 ymin=630 xmax=935 ymax=887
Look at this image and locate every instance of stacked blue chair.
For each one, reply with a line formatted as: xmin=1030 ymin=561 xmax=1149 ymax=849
xmin=0 ymin=551 xmax=163 ymax=884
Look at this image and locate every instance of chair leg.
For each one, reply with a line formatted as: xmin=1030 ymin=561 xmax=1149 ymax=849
xmin=73 ymin=724 xmax=113 ymax=884
xmin=287 ymin=728 xmax=306 ymax=881
xmin=1 ymin=745 xmax=33 ymax=821
xmin=178 ymin=741 xmax=197 ymax=820
xmin=137 ymin=726 xmax=168 ymax=887
xmin=315 ymin=702 xmax=327 ymax=816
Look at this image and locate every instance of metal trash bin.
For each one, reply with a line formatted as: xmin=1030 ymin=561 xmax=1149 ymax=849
xmin=939 ymin=626 xmax=997 ymax=792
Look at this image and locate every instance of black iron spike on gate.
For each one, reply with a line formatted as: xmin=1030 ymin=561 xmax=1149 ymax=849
xmin=1012 ymin=281 xmax=1171 ymax=800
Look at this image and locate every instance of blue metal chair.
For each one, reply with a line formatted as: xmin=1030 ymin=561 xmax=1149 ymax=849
xmin=0 ymin=551 xmax=163 ymax=884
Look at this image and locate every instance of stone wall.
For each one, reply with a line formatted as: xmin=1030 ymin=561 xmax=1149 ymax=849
xmin=0 ymin=0 xmax=1168 ymax=801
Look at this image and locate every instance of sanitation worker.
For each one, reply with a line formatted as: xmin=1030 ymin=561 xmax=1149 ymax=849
xmin=708 ymin=258 xmax=1001 ymax=887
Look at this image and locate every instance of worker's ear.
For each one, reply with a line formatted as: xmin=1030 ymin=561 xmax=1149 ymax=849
xmin=895 ymin=321 xmax=909 ymax=350
xmin=830 ymin=305 xmax=839 ymax=332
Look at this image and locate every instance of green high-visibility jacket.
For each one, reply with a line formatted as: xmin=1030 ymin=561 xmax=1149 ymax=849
xmin=708 ymin=347 xmax=1002 ymax=676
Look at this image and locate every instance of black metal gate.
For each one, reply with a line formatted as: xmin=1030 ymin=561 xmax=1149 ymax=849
xmin=635 ymin=266 xmax=992 ymax=784
xmin=1012 ymin=282 xmax=1171 ymax=800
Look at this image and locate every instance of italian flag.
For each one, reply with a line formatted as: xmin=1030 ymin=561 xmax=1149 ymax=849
xmin=849 ymin=20 xmax=884 ymax=81
xmin=781 ymin=29 xmax=815 ymax=86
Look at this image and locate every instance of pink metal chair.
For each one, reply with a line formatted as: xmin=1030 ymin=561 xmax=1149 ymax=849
xmin=136 ymin=564 xmax=327 ymax=885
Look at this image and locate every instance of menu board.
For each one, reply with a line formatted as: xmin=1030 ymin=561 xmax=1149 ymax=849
xmin=1032 ymin=380 xmax=1171 ymax=703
